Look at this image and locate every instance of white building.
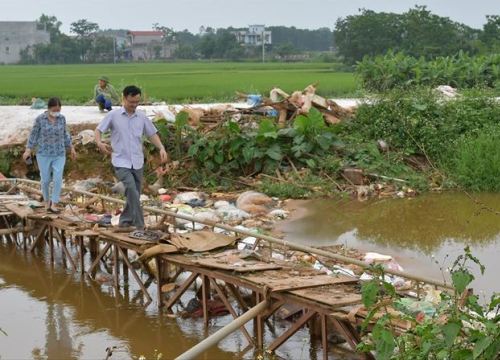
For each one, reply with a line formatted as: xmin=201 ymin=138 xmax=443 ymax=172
xmin=0 ymin=21 xmax=50 ymax=64
xmin=232 ymin=25 xmax=272 ymax=46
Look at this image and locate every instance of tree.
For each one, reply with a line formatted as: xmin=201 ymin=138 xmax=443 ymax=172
xmin=274 ymin=42 xmax=296 ymax=58
xmin=174 ymin=44 xmax=197 ymax=59
xmin=70 ymin=19 xmax=100 ymax=62
xmin=268 ymin=26 xmax=333 ymax=51
xmin=480 ymin=15 xmax=500 ymax=51
xmin=70 ymin=19 xmax=99 ymax=37
xmin=400 ymin=6 xmax=477 ymax=58
xmin=334 ymin=9 xmax=402 ymax=63
xmin=334 ymin=6 xmax=480 ymax=63
xmin=87 ymin=36 xmax=114 ymax=63
xmin=36 ymin=14 xmax=62 ymax=41
xmin=152 ymin=23 xmax=175 ymax=44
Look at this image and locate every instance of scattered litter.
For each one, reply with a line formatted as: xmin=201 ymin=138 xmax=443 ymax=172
xmin=186 ymin=198 xmax=206 ymax=207
xmin=360 ymin=272 xmax=406 ymax=288
xmin=236 ymin=191 xmax=272 ymax=214
xmin=215 ymin=204 xmax=250 ymax=221
xmin=268 ymin=209 xmax=289 ymax=219
xmin=313 ymin=260 xmax=333 ymax=275
xmin=435 ymin=85 xmax=458 ymax=98
xmin=77 ymin=129 xmax=96 ymax=145
xmin=30 ymin=97 xmax=46 ymax=109
xmin=237 ymin=235 xmax=257 ymax=250
xmin=159 ymin=194 xmax=172 ymax=202
xmin=174 ymin=192 xmax=206 ymax=205
xmin=192 ymin=210 xmax=220 ymax=223
xmin=129 ymin=230 xmax=162 ymax=242
xmin=332 ymin=265 xmax=356 ymax=278
xmin=364 ymin=252 xmax=393 ymax=263
xmin=395 ymin=298 xmax=437 ymax=317
xmin=214 ymin=200 xmax=230 ymax=209
xmin=271 ymin=252 xmax=285 ymax=261
xmin=73 ymin=177 xmax=103 ymax=192
xmin=246 ymin=94 xmax=262 ymax=107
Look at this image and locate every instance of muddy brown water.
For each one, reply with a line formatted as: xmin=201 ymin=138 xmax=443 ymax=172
xmin=280 ymin=192 xmax=500 ymax=299
xmin=0 ymin=240 xmax=355 ymax=359
xmin=2 ymin=192 xmax=497 ymax=359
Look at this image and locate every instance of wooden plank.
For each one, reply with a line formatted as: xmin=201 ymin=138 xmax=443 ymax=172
xmin=0 ymin=195 xmax=29 ymax=202
xmin=194 ymin=257 xmax=281 ymax=273
xmin=0 ymin=227 xmax=31 ymax=235
xmin=290 ymin=285 xmax=362 ymax=308
xmin=99 ymin=230 xmax=154 ymax=246
xmin=68 ymin=229 xmax=99 ymax=237
xmin=243 ymin=271 xmax=357 ymax=292
xmin=27 ymin=213 xmax=57 ymax=221
xmin=4 ymin=203 xmax=33 ymax=219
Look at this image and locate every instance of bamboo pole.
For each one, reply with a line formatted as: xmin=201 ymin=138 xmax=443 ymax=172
xmin=175 ymin=300 xmax=268 ymax=360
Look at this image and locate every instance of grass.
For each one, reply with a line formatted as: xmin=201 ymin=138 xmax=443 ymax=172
xmin=0 ymin=62 xmax=358 ymax=104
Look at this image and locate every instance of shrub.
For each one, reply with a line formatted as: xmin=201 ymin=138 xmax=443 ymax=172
xmin=350 ymin=88 xmax=500 ymax=162
xmin=356 ymin=51 xmax=500 ymax=92
xmin=449 ymin=129 xmax=500 ymax=192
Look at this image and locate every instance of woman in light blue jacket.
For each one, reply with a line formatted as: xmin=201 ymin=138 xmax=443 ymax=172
xmin=22 ymin=97 xmax=76 ymax=213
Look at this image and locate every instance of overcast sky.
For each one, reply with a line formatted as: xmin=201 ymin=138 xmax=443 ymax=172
xmin=2 ymin=0 xmax=498 ymax=34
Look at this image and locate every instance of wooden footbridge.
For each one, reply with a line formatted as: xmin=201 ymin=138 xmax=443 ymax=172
xmin=0 ymin=178 xmax=452 ymax=359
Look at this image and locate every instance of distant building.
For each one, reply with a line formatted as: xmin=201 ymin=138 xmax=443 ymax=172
xmin=128 ymin=31 xmax=175 ymax=61
xmin=0 ymin=21 xmax=50 ymax=64
xmin=232 ymin=25 xmax=272 ymax=46
xmin=98 ymin=29 xmax=129 ymax=47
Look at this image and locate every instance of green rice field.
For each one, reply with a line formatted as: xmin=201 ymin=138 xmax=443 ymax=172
xmin=0 ymin=62 xmax=357 ymax=104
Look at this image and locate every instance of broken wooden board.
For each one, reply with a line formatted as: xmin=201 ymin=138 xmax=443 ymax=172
xmin=169 ymin=231 xmax=237 ymax=252
xmin=0 ymin=195 xmax=29 ymax=202
xmin=68 ymin=229 xmax=100 ymax=237
xmin=290 ymin=285 xmax=362 ymax=308
xmin=4 ymin=203 xmax=33 ymax=219
xmin=243 ymin=271 xmax=357 ymax=292
xmin=137 ymin=243 xmax=178 ymax=261
xmin=194 ymin=257 xmax=281 ymax=273
xmin=27 ymin=213 xmax=58 ymax=221
xmin=99 ymin=230 xmax=157 ymax=246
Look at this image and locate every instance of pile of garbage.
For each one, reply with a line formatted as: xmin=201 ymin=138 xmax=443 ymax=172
xmin=150 ymin=83 xmax=357 ymax=131
xmin=68 ymin=177 xmax=290 ymax=234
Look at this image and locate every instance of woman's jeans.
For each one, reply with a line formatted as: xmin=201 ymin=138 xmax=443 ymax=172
xmin=36 ymin=155 xmax=66 ymax=204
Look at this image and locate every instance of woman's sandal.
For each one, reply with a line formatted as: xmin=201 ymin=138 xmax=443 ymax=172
xmin=48 ymin=203 xmax=61 ymax=214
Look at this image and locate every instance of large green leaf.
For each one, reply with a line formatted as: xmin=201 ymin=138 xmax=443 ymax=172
xmin=265 ymin=144 xmax=283 ymax=161
xmin=361 ymin=281 xmax=379 ymax=307
xmin=473 ymin=336 xmax=494 ymax=359
xmin=175 ymin=110 xmax=189 ymax=128
xmin=258 ymin=119 xmax=278 ymax=139
xmin=452 ymin=270 xmax=474 ymax=294
xmin=442 ymin=321 xmax=461 ymax=347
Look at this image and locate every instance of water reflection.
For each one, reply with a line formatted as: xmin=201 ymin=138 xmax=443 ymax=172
xmin=282 ymin=192 xmax=500 ymax=296
xmin=286 ymin=193 xmax=500 ymax=253
xmin=0 ymin=241 xmax=342 ymax=359
xmin=0 ymin=243 xmax=231 ymax=359
xmin=33 ymin=303 xmax=82 ymax=360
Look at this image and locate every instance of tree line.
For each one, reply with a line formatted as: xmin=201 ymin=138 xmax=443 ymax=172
xmin=334 ymin=6 xmax=500 ymax=64
xmin=18 ymin=6 xmax=499 ymax=65
xmin=19 ymin=15 xmax=335 ymax=64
